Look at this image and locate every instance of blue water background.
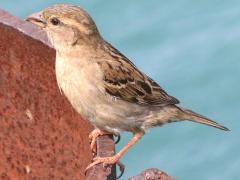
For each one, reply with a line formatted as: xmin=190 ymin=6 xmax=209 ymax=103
xmin=1 ymin=1 xmax=239 ymax=179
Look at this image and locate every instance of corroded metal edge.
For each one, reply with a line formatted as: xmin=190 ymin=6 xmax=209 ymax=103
xmin=0 ymin=8 xmax=116 ymax=180
xmin=129 ymin=168 xmax=174 ymax=180
xmin=0 ymin=9 xmax=51 ymax=47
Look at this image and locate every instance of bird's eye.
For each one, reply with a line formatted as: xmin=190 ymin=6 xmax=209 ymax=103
xmin=50 ymin=18 xmax=60 ymax=26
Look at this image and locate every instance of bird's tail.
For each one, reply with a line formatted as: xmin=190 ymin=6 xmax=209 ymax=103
xmin=179 ymin=107 xmax=229 ymax=131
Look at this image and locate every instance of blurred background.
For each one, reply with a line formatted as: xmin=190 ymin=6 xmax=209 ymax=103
xmin=1 ymin=0 xmax=239 ymax=179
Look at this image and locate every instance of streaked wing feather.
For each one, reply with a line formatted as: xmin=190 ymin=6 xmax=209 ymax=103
xmin=98 ymin=42 xmax=180 ymax=106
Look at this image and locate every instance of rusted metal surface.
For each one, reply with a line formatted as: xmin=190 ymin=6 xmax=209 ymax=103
xmin=0 ymin=9 xmax=116 ymax=180
xmin=129 ymin=168 xmax=174 ymax=180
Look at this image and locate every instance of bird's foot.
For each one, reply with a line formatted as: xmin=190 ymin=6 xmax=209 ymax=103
xmin=89 ymin=129 xmax=121 ymax=155
xmin=89 ymin=128 xmax=110 ymax=155
xmin=114 ymin=134 xmax=121 ymax=144
xmin=85 ymin=155 xmax=125 ymax=179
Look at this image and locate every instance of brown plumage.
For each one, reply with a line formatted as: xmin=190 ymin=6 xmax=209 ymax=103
xmin=26 ymin=4 xmax=229 ymax=176
xmin=99 ymin=41 xmax=179 ymax=106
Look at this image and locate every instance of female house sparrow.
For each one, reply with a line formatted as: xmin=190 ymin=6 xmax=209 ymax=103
xmin=27 ymin=4 xmax=229 ymax=173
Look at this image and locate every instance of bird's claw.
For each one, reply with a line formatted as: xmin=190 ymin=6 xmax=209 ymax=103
xmin=89 ymin=129 xmax=121 ymax=155
xmin=114 ymin=134 xmax=121 ymax=144
xmin=85 ymin=156 xmax=125 ymax=179
xmin=116 ymin=160 xmax=125 ymax=179
xmin=87 ymin=129 xmax=124 ymax=178
xmin=89 ymin=129 xmax=108 ymax=155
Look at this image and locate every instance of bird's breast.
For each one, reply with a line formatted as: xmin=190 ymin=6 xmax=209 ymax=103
xmin=55 ymin=55 xmax=104 ymax=120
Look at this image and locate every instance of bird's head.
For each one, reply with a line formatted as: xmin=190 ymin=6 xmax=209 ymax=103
xmin=26 ymin=4 xmax=101 ymax=50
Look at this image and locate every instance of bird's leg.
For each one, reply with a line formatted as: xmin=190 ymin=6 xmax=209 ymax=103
xmin=89 ymin=128 xmax=111 ymax=154
xmin=86 ymin=131 xmax=144 ymax=173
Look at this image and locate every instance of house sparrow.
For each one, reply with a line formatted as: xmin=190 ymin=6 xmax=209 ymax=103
xmin=26 ymin=3 xmax=229 ymax=175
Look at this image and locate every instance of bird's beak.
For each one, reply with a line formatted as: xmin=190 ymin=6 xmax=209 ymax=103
xmin=26 ymin=11 xmax=47 ymax=28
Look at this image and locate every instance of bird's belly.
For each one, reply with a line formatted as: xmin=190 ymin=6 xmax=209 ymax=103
xmin=93 ymin=101 xmax=149 ymax=133
xmin=57 ymin=77 xmax=145 ymax=133
xmin=58 ymin=82 xmax=142 ymax=132
xmin=55 ymin=58 xmax=151 ymax=133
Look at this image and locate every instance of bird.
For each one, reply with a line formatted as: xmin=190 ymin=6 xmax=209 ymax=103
xmin=26 ymin=3 xmax=229 ymax=175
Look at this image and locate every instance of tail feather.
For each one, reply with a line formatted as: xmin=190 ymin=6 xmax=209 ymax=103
xmin=181 ymin=108 xmax=229 ymax=131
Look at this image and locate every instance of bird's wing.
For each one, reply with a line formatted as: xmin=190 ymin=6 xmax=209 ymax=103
xmin=98 ymin=42 xmax=180 ymax=106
